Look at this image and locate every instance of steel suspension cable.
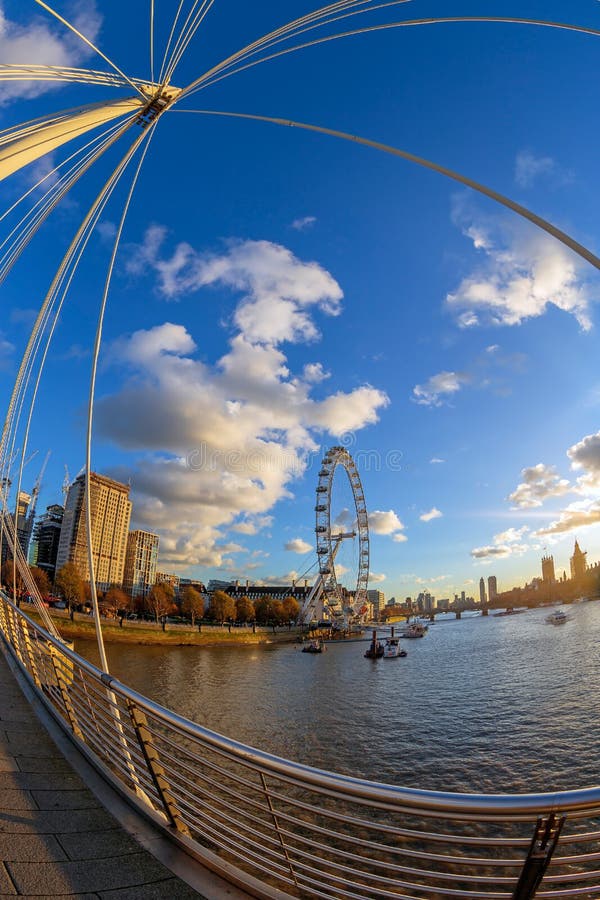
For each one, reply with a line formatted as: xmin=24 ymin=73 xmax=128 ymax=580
xmin=182 ymin=16 xmax=600 ymax=100
xmin=84 ymin=125 xmax=156 ymax=672
xmin=33 ymin=0 xmax=149 ymax=99
xmin=173 ymin=108 xmax=600 ymax=273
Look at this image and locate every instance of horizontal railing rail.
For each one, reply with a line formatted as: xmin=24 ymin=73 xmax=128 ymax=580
xmin=1 ymin=590 xmax=599 ymax=900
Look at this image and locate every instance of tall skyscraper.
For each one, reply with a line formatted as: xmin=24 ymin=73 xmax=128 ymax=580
xmin=541 ymin=554 xmax=555 ymax=583
xmin=487 ymin=575 xmax=497 ymax=602
xmin=123 ymin=530 xmax=159 ymax=599
xmin=31 ymin=504 xmax=64 ymax=580
xmin=479 ymin=577 xmax=486 ymax=604
xmin=570 ymin=540 xmax=587 ymax=581
xmin=1 ymin=490 xmax=31 ymax=565
xmin=56 ymin=472 xmax=132 ymax=591
xmin=366 ymin=589 xmax=385 ymax=620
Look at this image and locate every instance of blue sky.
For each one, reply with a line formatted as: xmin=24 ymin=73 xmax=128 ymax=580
xmin=2 ymin=0 xmax=600 ymax=600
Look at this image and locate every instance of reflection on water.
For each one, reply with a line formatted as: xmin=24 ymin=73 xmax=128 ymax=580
xmin=76 ymin=602 xmax=600 ymax=794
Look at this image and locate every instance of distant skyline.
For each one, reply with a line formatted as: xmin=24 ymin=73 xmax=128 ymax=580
xmin=1 ymin=1 xmax=600 ymax=602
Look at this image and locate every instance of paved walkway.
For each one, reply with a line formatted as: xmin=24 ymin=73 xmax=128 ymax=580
xmin=0 ymin=642 xmax=247 ymax=899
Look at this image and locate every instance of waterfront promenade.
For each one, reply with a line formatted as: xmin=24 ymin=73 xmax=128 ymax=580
xmin=0 ymin=644 xmax=246 ymax=899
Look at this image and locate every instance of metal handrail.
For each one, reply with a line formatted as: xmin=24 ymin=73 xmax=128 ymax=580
xmin=1 ymin=591 xmax=600 ymax=900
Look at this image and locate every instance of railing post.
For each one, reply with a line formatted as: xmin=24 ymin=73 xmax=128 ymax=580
xmin=126 ymin=699 xmax=190 ymax=836
xmin=259 ymin=772 xmax=299 ymax=889
xmin=21 ymin=624 xmax=41 ymax=688
xmin=513 ymin=812 xmax=565 ymax=900
xmin=48 ymin=644 xmax=83 ymax=740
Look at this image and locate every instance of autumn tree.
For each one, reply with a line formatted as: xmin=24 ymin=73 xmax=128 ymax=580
xmin=146 ymin=582 xmax=175 ymax=623
xmin=208 ymin=590 xmax=236 ymax=624
xmin=254 ymin=595 xmax=277 ymax=625
xmin=103 ymin=585 xmax=130 ymax=618
xmin=54 ymin=563 xmax=84 ymax=619
xmin=235 ymin=595 xmax=255 ymax=624
xmin=282 ymin=596 xmax=300 ymax=624
xmin=1 ymin=558 xmax=24 ymax=599
xmin=181 ymin=586 xmax=204 ymax=625
xmin=30 ymin=566 xmax=51 ymax=597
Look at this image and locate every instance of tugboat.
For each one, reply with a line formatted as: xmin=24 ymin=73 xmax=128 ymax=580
xmin=383 ymin=627 xmax=407 ymax=658
xmin=364 ymin=630 xmax=384 ymax=659
xmin=302 ymin=639 xmax=325 ymax=653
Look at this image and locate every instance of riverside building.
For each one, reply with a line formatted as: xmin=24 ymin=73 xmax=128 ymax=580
xmin=56 ymin=472 xmax=131 ymax=591
xmin=123 ymin=530 xmax=159 ymax=599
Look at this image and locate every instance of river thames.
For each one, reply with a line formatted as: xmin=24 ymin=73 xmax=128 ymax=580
xmin=76 ymin=601 xmax=600 ymax=795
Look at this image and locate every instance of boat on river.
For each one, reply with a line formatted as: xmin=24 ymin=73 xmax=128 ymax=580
xmin=383 ymin=637 xmax=407 ymax=658
xmin=546 ymin=609 xmax=567 ymax=625
xmin=302 ymin=639 xmax=325 ymax=653
xmin=364 ymin=630 xmax=384 ymax=658
xmin=401 ymin=621 xmax=427 ymax=638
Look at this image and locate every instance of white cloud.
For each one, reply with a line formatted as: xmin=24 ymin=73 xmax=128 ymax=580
xmin=534 ymin=499 xmax=600 ymax=537
xmin=413 ymin=371 xmax=467 ymax=407
xmin=302 ymin=362 xmax=330 ymax=383
xmin=369 ymin=572 xmax=386 ymax=583
xmin=291 ymin=215 xmax=317 ymax=231
xmin=392 ymin=532 xmax=408 ymax=543
xmin=509 ymin=463 xmax=571 ymax=508
xmin=514 ymin=150 xmax=557 ymax=188
xmin=127 ymin=230 xmax=343 ymax=345
xmin=470 ymin=524 xmax=530 ymax=561
xmin=430 ymin=457 xmax=445 ymax=464
xmin=97 ymin=238 xmax=388 ymax=569
xmin=369 ymin=509 xmax=404 ymax=535
xmin=285 ymin=538 xmax=313 ymax=554
xmin=470 ymin=543 xmax=528 ymax=560
xmin=420 ymin=507 xmax=442 ymax=523
xmin=448 ymin=201 xmax=593 ymax=331
xmin=231 ymin=515 xmax=273 ymax=535
xmin=567 ymin=430 xmax=600 ymax=493
xmin=0 ymin=2 xmax=102 ymax=105
xmin=494 ymin=526 xmax=529 ymax=544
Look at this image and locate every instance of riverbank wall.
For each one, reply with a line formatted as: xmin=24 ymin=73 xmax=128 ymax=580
xmin=23 ymin=607 xmax=304 ymax=646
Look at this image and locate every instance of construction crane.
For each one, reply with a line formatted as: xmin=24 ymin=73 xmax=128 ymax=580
xmin=24 ymin=450 xmax=51 ymax=558
xmin=62 ymin=464 xmax=71 ymax=502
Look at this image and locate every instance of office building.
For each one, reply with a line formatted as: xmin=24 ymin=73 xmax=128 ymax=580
xmin=479 ymin=577 xmax=486 ymax=605
xmin=56 ymin=472 xmax=131 ymax=591
xmin=487 ymin=575 xmax=497 ymax=602
xmin=367 ymin=589 xmax=386 ymax=620
xmin=123 ymin=530 xmax=159 ymax=599
xmin=31 ymin=504 xmax=64 ymax=580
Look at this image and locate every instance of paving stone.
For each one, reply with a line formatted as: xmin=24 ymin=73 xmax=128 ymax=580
xmin=99 ymin=877 xmax=202 ymax=898
xmin=8 ymin=852 xmax=172 ymax=894
xmin=0 ymin=863 xmax=16 ymax=895
xmin=57 ymin=829 xmax=142 ymax=861
xmin=0 ymin=833 xmax=68 ymax=863
xmin=1 ymin=789 xmax=38 ymax=811
xmin=30 ymin=788 xmax=100 ymax=811
xmin=0 ymin=734 xmax=60 ymax=756
xmin=0 ymin=809 xmax=119 ymax=835
xmin=0 ymin=755 xmax=18 ymax=774
xmin=15 ymin=756 xmax=73 ymax=774
xmin=0 ymin=895 xmax=99 ymax=900
xmin=0 ymin=771 xmax=84 ymax=791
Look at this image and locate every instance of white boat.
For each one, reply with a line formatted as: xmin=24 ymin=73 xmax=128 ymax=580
xmin=383 ymin=637 xmax=407 ymax=658
xmin=401 ymin=621 xmax=427 ymax=639
xmin=546 ymin=609 xmax=567 ymax=625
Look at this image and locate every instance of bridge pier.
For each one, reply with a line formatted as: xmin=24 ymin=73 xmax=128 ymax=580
xmin=455 ymin=610 xmax=461 ymax=620
xmin=481 ymin=606 xmax=488 ymax=617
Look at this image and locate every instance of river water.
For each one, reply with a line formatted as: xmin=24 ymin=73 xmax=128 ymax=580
xmin=75 ymin=601 xmax=600 ymax=795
